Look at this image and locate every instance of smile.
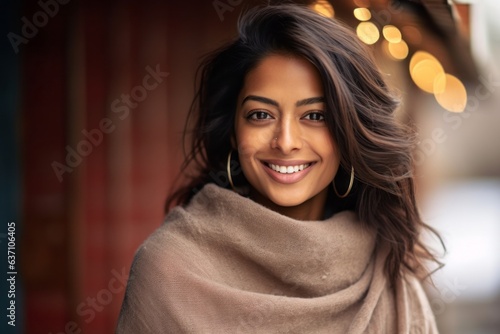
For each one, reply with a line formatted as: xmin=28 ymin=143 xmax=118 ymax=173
xmin=261 ymin=160 xmax=316 ymax=184
xmin=267 ymin=163 xmax=311 ymax=174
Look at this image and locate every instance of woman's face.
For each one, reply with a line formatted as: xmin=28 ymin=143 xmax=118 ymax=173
xmin=234 ymin=54 xmax=340 ymax=215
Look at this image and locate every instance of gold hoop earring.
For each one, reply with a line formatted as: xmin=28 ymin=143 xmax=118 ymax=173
xmin=333 ymin=166 xmax=354 ymax=198
xmin=227 ymin=150 xmax=236 ymax=191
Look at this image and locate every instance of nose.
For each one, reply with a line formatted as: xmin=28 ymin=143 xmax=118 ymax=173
xmin=273 ymin=116 xmax=303 ymax=154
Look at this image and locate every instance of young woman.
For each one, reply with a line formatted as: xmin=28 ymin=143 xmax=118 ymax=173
xmin=117 ymin=5 xmax=441 ymax=333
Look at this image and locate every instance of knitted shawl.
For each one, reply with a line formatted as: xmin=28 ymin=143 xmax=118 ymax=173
xmin=116 ymin=184 xmax=438 ymax=333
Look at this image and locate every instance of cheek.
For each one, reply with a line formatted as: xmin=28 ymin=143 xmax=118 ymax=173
xmin=329 ymin=142 xmax=340 ymax=162
xmin=234 ymin=124 xmax=253 ymax=158
xmin=235 ymin=134 xmax=259 ymax=183
xmin=319 ymin=135 xmax=340 ymax=171
xmin=311 ymin=129 xmax=339 ymax=158
xmin=234 ymin=127 xmax=258 ymax=180
xmin=235 ymin=125 xmax=270 ymax=158
xmin=236 ymin=139 xmax=255 ymax=162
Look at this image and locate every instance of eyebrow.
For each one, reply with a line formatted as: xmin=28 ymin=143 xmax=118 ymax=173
xmin=241 ymin=95 xmax=325 ymax=107
xmin=296 ymin=97 xmax=325 ymax=107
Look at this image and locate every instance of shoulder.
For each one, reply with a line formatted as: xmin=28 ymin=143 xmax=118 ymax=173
xmin=398 ymin=273 xmax=439 ymax=333
xmin=128 ymin=206 xmax=197 ymax=277
xmin=116 ymin=209 xmax=199 ymax=332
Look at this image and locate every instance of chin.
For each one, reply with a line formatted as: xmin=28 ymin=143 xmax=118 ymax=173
xmin=270 ymin=199 xmax=302 ymax=208
xmin=266 ymin=190 xmax=309 ymax=208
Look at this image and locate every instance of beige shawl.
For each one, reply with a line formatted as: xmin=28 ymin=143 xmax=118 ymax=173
xmin=116 ymin=184 xmax=438 ymax=333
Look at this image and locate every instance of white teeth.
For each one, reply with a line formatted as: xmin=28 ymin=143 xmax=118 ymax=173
xmin=268 ymin=163 xmax=311 ymax=174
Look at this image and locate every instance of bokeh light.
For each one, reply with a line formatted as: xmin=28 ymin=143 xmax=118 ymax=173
xmin=409 ymin=51 xmax=437 ymax=72
xmin=388 ymin=40 xmax=409 ymax=60
xmin=410 ymin=58 xmax=445 ymax=93
xmin=433 ymin=73 xmax=467 ymax=112
xmin=382 ymin=25 xmax=402 ymax=43
xmin=353 ymin=8 xmax=371 ymax=21
xmin=312 ymin=0 xmax=335 ymax=18
xmin=356 ymin=22 xmax=380 ymax=45
xmin=409 ymin=51 xmax=468 ymax=110
xmin=409 ymin=51 xmax=446 ymax=93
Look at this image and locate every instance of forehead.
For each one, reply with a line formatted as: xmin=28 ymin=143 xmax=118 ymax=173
xmin=240 ymin=54 xmax=324 ymax=98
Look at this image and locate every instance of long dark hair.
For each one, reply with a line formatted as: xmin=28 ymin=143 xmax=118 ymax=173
xmin=167 ymin=4 xmax=443 ymax=285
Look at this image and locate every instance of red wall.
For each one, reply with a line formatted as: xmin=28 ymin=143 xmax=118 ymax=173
xmin=21 ymin=0 xmax=242 ymax=332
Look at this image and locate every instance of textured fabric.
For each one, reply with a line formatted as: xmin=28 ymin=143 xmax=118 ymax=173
xmin=116 ymin=184 xmax=438 ymax=333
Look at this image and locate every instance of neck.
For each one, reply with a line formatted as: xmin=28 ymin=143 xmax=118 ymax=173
xmin=249 ymin=187 xmax=329 ymax=221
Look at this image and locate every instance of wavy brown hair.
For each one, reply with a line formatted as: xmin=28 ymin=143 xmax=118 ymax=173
xmin=166 ymin=4 xmax=443 ymax=286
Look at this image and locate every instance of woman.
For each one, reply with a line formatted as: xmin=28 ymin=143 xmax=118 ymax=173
xmin=117 ymin=4 xmax=441 ymax=333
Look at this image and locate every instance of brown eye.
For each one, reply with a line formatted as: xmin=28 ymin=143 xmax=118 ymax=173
xmin=303 ymin=112 xmax=325 ymax=121
xmin=248 ymin=111 xmax=273 ymax=120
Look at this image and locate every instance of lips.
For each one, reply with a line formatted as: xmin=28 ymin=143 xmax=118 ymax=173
xmin=261 ymin=160 xmax=315 ymax=184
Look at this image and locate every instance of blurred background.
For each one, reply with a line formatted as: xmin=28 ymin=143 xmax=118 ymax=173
xmin=1 ymin=0 xmax=499 ymax=333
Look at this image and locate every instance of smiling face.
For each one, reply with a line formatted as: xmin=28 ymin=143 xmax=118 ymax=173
xmin=234 ymin=54 xmax=340 ymax=220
